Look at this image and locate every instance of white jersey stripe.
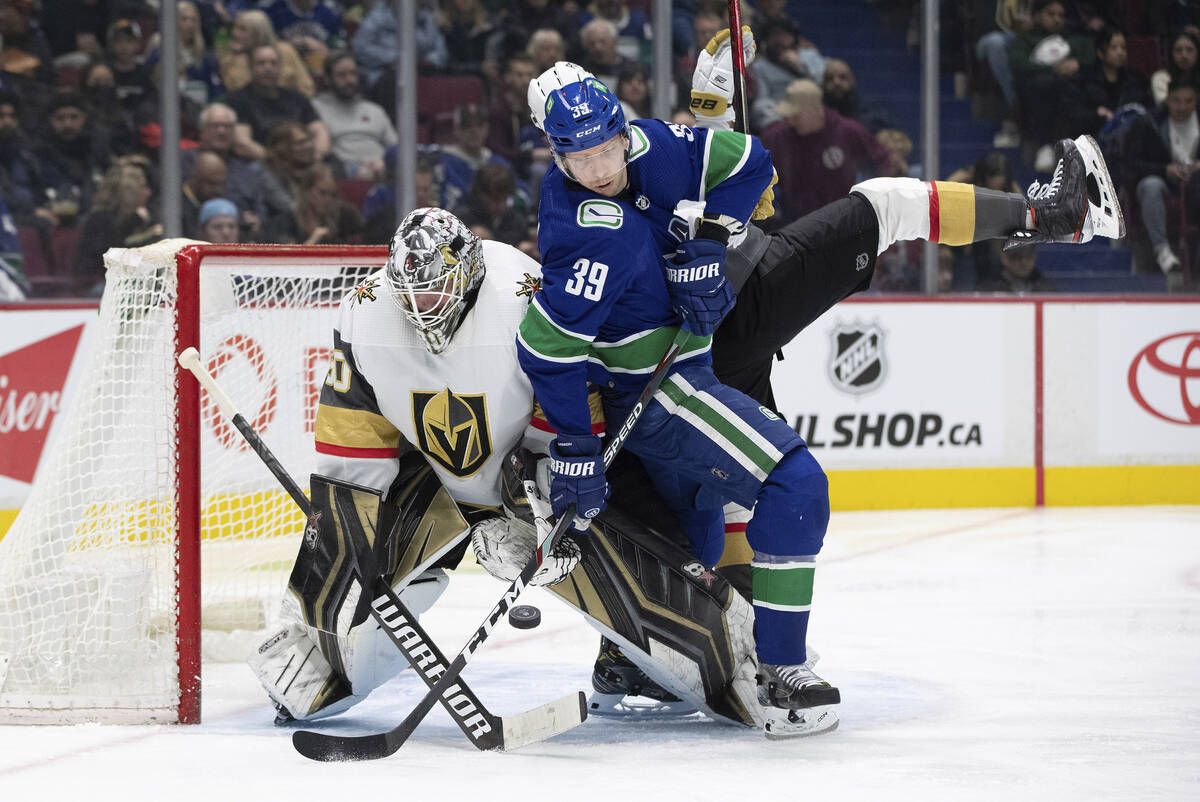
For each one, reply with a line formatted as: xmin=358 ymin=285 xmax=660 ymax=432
xmin=652 ymin=386 xmax=767 ymax=480
xmin=530 ymin=294 xmax=596 ymax=342
xmin=516 ymin=330 xmax=588 ymax=363
xmin=752 ymin=600 xmax=813 ymax=613
xmin=670 ymin=374 xmax=786 ymax=463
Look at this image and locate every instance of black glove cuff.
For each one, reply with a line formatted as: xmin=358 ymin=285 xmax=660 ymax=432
xmin=695 ymin=219 xmax=732 ymax=245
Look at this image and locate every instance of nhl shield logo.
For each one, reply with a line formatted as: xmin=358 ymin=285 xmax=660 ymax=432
xmin=412 ymin=388 xmax=493 ymax=477
xmin=828 ymin=322 xmax=886 ymax=394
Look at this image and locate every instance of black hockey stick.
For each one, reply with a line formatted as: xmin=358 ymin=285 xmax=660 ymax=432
xmin=176 ymin=347 xmax=586 ymax=751
xmin=727 ymin=0 xmax=749 ymax=133
xmin=290 ymin=327 xmax=694 ymax=761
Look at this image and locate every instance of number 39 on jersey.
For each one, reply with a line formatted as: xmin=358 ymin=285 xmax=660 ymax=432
xmin=563 ymin=258 xmax=608 ymax=301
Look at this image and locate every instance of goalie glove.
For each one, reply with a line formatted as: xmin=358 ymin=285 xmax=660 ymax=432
xmin=471 ymin=501 xmax=582 ymax=586
xmin=690 ymin=26 xmax=756 ymax=131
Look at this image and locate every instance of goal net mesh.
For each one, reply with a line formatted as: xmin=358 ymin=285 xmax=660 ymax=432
xmin=0 ymin=240 xmax=384 ymax=722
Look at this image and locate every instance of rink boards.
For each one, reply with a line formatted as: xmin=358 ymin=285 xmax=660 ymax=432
xmin=771 ymin=296 xmax=1200 ymax=508
xmin=1 ymin=294 xmax=1197 ymax=540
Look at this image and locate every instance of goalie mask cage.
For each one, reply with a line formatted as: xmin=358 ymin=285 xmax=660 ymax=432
xmin=0 ymin=240 xmax=388 ymax=724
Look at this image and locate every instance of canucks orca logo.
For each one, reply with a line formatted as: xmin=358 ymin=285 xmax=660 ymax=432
xmin=411 ymin=389 xmax=493 ymax=477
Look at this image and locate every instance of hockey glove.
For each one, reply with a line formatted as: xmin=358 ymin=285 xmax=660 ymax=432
xmin=470 ymin=515 xmax=581 ymax=585
xmin=690 ymin=26 xmax=757 ymax=131
xmin=548 ymin=434 xmax=609 ymax=532
xmin=666 ymin=238 xmax=735 ymax=336
xmin=753 ymin=172 xmax=779 ymax=221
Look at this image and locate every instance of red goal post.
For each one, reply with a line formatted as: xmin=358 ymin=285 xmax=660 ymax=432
xmin=0 ymin=241 xmax=388 ymax=724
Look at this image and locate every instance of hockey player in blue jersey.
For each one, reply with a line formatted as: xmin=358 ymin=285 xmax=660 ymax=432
xmin=517 ymin=62 xmax=841 ymax=737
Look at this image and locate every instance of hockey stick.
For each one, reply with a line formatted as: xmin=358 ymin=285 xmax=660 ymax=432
xmin=176 ymin=347 xmax=586 ymax=751
xmin=728 ymin=0 xmax=749 ymax=133
xmin=291 ymin=327 xmax=694 ymax=761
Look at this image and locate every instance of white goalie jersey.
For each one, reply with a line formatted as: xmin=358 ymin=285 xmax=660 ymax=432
xmin=314 ymin=240 xmax=544 ymax=507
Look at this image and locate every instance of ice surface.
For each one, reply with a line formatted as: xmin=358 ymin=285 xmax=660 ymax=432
xmin=1 ymin=507 xmax=1197 ymax=801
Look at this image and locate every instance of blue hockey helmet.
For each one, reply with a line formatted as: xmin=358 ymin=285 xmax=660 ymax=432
xmin=528 ymin=61 xmax=628 ymax=155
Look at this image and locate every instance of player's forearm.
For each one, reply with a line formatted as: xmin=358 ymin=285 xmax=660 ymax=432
xmin=700 ymin=131 xmax=775 ymax=226
xmin=516 ymin=350 xmax=594 ymax=437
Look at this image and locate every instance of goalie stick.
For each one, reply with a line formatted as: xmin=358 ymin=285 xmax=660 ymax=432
xmin=290 ymin=327 xmax=694 ymax=761
xmin=176 ymin=347 xmax=586 ymax=752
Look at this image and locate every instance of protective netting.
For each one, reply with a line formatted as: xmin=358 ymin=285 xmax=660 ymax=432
xmin=0 ymin=240 xmax=384 ymax=722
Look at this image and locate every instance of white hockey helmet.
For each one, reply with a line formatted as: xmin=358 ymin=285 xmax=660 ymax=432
xmin=384 ymin=207 xmax=484 ymax=354
xmin=527 ymin=61 xmax=593 ymax=132
xmin=528 ymin=61 xmax=631 ymax=182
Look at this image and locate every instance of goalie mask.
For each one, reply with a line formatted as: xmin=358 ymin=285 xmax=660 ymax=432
xmin=385 ymin=207 xmax=484 ymax=353
xmin=527 ymin=61 xmax=630 ymax=184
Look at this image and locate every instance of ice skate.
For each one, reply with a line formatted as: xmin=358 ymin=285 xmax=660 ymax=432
xmin=757 ymin=662 xmax=840 ymax=739
xmin=1005 ymin=134 xmax=1125 ymax=250
xmin=587 ymin=637 xmax=700 ymax=718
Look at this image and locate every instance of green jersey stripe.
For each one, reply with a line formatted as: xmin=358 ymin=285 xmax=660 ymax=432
xmin=518 ymin=304 xmax=592 ymax=360
xmin=753 ymin=563 xmax=815 ymax=608
xmin=670 ymin=373 xmax=786 ymax=462
xmin=704 ymin=131 xmax=751 ymax=192
xmin=516 ymin=330 xmax=588 ymax=363
xmin=592 ymin=327 xmax=709 ymax=371
xmin=530 ymin=295 xmax=595 ymax=341
xmin=659 ymin=375 xmax=784 ymax=472
xmin=655 ymin=378 xmax=779 ymax=478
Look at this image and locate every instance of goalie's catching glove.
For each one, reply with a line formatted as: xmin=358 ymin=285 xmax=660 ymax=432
xmin=666 ymin=238 xmax=734 ymax=336
xmin=470 ymin=515 xmax=581 ymax=586
xmin=548 ymin=434 xmax=609 ymax=531
xmin=690 ymin=26 xmax=756 ymax=131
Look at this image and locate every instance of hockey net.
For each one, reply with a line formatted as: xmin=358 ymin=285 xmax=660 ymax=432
xmin=0 ymin=240 xmax=387 ymax=723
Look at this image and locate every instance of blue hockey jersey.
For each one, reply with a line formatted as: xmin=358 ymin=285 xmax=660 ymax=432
xmin=516 ymin=118 xmax=774 ymax=436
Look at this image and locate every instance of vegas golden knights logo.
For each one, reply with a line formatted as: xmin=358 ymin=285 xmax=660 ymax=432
xmin=411 ymin=389 xmax=492 ymax=477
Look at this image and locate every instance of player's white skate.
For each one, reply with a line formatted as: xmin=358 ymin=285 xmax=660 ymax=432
xmin=757 ymin=662 xmax=840 ymax=739
xmin=1005 ymin=134 xmax=1125 ymax=250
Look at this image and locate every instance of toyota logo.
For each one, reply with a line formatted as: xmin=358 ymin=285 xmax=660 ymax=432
xmin=1127 ymin=332 xmax=1200 ymax=425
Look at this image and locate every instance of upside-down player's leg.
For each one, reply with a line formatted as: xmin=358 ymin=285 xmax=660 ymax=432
xmin=710 ymin=136 xmax=1125 ymax=596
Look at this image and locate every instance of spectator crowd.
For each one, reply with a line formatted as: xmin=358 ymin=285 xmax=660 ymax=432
xmin=0 ymin=0 xmax=1193 ymax=300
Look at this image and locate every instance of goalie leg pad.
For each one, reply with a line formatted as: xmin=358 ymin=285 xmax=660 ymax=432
xmin=341 ymin=568 xmax=449 ymax=694
xmin=249 ymin=621 xmax=356 ymax=722
xmin=266 ymin=469 xmax=464 ymax=720
xmin=502 ymin=446 xmax=761 ymax=726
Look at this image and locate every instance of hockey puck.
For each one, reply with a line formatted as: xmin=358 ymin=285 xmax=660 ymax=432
xmin=508 ymin=604 xmax=542 ymax=630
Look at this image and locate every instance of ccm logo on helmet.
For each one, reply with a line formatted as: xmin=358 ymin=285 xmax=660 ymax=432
xmin=550 ymin=459 xmax=596 ymax=477
xmin=575 ymin=125 xmax=601 ymax=138
xmin=667 ymin=262 xmax=722 ymax=283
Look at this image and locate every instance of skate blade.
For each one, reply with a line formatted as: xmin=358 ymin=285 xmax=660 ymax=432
xmin=1073 ymin=134 xmax=1125 ymax=241
xmin=762 ymin=704 xmax=839 ymax=739
xmin=587 ymin=692 xmax=700 ymax=719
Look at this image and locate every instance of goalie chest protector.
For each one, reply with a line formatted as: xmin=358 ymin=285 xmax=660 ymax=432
xmin=330 ymin=241 xmax=542 ymax=507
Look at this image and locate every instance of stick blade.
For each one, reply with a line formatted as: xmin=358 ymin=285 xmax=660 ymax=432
xmin=292 ymin=728 xmax=400 ymax=762
xmin=499 ymin=691 xmax=587 ymax=751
